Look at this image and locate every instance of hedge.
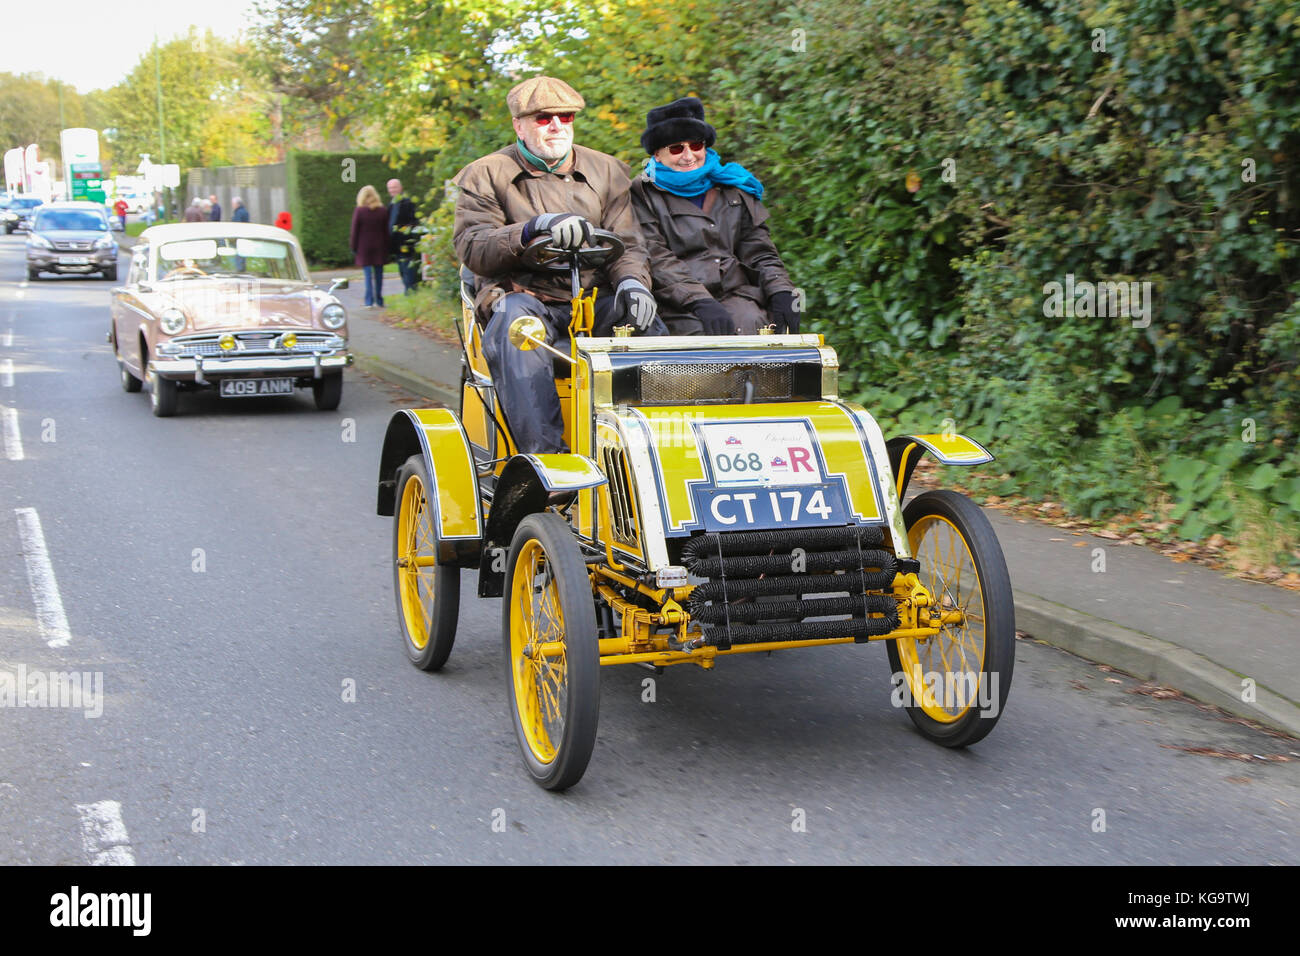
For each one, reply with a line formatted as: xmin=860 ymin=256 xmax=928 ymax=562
xmin=286 ymin=150 xmax=439 ymax=266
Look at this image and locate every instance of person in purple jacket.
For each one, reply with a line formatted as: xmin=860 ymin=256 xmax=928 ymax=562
xmin=350 ymin=185 xmax=389 ymax=307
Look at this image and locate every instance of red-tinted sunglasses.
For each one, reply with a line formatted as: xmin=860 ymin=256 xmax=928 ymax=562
xmin=667 ymin=141 xmax=706 ymax=155
xmin=532 ymin=112 xmax=575 ymax=125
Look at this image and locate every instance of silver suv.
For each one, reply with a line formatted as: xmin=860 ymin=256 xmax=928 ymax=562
xmin=27 ymin=202 xmax=119 ymax=280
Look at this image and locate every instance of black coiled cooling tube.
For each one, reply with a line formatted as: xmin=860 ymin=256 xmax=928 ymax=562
xmin=680 ymin=526 xmax=883 ymax=562
xmin=701 ymin=602 xmax=900 ymax=646
xmin=685 ymin=569 xmax=897 ymax=607
xmin=685 ymin=548 xmax=895 ymax=580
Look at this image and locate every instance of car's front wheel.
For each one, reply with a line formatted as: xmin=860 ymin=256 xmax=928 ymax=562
xmin=27 ymin=268 xmax=39 ymax=281
xmin=503 ymin=513 xmax=600 ymax=791
xmin=885 ymin=490 xmax=1014 ymax=747
xmin=150 ymin=371 xmax=179 ymax=417
xmin=119 ymin=361 xmax=142 ymax=393
xmin=102 ymin=266 xmax=117 ymax=281
xmin=312 ymin=374 xmax=342 ymax=411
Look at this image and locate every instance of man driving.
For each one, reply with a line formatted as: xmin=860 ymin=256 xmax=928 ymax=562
xmin=453 ymin=75 xmax=666 ymax=454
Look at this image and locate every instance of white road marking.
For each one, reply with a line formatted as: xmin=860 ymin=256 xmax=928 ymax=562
xmin=1 ymin=358 xmax=12 ymax=385
xmin=2 ymin=406 xmax=21 ymax=460
xmin=14 ymin=507 xmax=72 ymax=648
xmin=75 ymin=800 xmax=137 ymax=866
xmin=2 ymin=330 xmax=12 ymax=347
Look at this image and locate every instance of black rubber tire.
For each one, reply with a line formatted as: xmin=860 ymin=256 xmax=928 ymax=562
xmin=886 ymin=490 xmax=1014 ymax=747
xmin=102 ymin=266 xmax=117 ymax=281
xmin=503 ymin=512 xmax=600 ymax=791
xmin=27 ymin=268 xmax=39 ymax=281
xmin=312 ymin=374 xmax=342 ymax=411
xmin=119 ymin=360 xmax=142 ymax=393
xmin=150 ymin=371 xmax=179 ymax=417
xmin=392 ymin=455 xmax=460 ymax=671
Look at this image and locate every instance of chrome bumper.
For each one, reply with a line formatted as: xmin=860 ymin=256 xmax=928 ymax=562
xmin=152 ymin=352 xmax=353 ymax=383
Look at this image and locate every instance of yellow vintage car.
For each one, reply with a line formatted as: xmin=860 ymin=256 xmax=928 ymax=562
xmin=377 ymin=231 xmax=1014 ymax=790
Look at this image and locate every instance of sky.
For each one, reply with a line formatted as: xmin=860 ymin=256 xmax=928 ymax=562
xmin=4 ymin=0 xmax=259 ymax=93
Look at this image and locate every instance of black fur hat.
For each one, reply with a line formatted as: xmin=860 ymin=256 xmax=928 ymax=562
xmin=641 ymin=97 xmax=717 ymax=155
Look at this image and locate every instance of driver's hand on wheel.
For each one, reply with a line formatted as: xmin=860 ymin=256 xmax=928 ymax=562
xmin=616 ymin=279 xmax=658 ymax=332
xmin=522 ymin=213 xmax=592 ymax=251
xmin=692 ymin=298 xmax=735 ymax=335
xmin=769 ymin=290 xmax=800 ymax=333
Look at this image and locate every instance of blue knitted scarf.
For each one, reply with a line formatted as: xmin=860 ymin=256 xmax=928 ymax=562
xmin=645 ymin=149 xmax=764 ymax=200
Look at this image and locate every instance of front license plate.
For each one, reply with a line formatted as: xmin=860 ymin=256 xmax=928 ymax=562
xmin=220 ymin=378 xmax=294 ymax=397
xmin=57 ymin=256 xmax=89 ymax=265
xmin=691 ymin=482 xmax=851 ymax=531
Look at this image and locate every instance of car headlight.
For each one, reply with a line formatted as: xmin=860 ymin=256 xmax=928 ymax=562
xmin=159 ymin=309 xmax=186 ymax=335
xmin=28 ymin=235 xmax=52 ymax=249
xmin=321 ymin=303 xmax=346 ymax=329
xmin=1 ymin=212 xmax=16 ymax=221
xmin=93 ymin=236 xmax=114 ymax=250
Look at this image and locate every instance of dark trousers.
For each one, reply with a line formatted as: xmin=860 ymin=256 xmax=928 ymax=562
xmin=363 ymin=264 xmax=384 ymax=306
xmin=482 ymin=291 xmax=668 ymax=453
xmin=396 ymin=256 xmax=420 ymax=293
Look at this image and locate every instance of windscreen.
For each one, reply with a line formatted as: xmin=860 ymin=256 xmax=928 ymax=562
xmin=35 ymin=210 xmax=107 ymax=231
xmin=155 ymin=237 xmax=307 ymax=282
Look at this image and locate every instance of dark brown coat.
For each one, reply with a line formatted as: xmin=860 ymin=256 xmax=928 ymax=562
xmin=350 ymin=204 xmax=389 ymax=267
xmin=628 ymin=175 xmax=795 ymax=324
xmin=452 ymin=143 xmax=652 ymax=320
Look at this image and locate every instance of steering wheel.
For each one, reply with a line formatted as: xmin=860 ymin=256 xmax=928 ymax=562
xmin=520 ymin=227 xmax=625 ymax=274
xmin=166 ymin=264 xmax=209 ymax=279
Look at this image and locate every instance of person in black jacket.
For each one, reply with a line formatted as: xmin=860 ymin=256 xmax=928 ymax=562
xmin=386 ymin=179 xmax=419 ymax=295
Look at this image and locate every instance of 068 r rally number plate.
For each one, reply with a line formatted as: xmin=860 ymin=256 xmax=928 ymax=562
xmin=220 ymin=378 xmax=294 ymax=397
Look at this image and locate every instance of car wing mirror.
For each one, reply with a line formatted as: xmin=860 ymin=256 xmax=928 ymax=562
xmin=327 ymin=277 xmax=349 ymax=293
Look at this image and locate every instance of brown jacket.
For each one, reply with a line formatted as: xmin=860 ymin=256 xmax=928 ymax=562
xmin=453 ymin=143 xmax=651 ymax=320
xmin=628 ymin=175 xmax=795 ymax=316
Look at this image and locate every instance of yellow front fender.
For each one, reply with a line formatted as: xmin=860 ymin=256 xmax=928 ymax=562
xmin=886 ymin=433 xmax=994 ymax=499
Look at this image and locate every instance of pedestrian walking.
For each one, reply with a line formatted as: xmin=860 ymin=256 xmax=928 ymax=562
xmin=351 ymin=184 xmax=389 ymax=308
xmin=387 ymin=178 xmax=420 ymax=295
xmin=209 ymin=194 xmax=222 ymax=221
xmin=231 ymin=197 xmax=249 ymax=223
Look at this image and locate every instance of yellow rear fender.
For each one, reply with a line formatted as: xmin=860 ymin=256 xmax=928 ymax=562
xmin=886 ymin=433 xmax=994 ymax=499
xmin=377 ymin=409 xmax=484 ymax=564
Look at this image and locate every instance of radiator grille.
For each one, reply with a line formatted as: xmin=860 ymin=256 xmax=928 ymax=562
xmin=638 ymin=362 xmax=795 ymax=404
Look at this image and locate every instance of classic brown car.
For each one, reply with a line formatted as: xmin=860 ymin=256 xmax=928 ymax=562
xmin=109 ymin=222 xmax=352 ymax=417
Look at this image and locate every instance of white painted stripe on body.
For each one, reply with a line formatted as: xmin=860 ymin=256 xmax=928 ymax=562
xmin=2 ymin=406 xmax=22 ymax=460
xmin=75 ymin=800 xmax=137 ymax=866
xmin=14 ymin=507 xmax=72 ymax=648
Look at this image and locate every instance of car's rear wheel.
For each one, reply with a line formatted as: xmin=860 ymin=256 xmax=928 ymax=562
xmin=312 ymin=374 xmax=342 ymax=411
xmin=150 ymin=370 xmax=179 ymax=417
xmin=393 ymin=454 xmax=459 ymax=670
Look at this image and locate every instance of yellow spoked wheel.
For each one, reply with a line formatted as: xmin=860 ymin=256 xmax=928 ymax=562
xmin=503 ymin=513 xmax=599 ymax=791
xmin=393 ymin=454 xmax=460 ymax=671
xmin=886 ymin=490 xmax=1014 ymax=747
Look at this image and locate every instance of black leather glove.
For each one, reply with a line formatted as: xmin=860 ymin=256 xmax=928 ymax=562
xmin=616 ymin=279 xmax=658 ymax=332
xmin=769 ymin=290 xmax=799 ymax=333
xmin=521 ymin=213 xmax=592 ymax=250
xmin=692 ymin=298 xmax=735 ymax=335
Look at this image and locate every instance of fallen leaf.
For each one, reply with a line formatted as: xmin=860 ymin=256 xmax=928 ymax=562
xmin=1073 ymin=541 xmax=1087 ymax=547
xmin=1105 ymin=677 xmax=1123 ymax=684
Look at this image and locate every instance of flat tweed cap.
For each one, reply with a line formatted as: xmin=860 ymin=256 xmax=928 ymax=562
xmin=507 ymin=76 xmax=586 ymax=118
